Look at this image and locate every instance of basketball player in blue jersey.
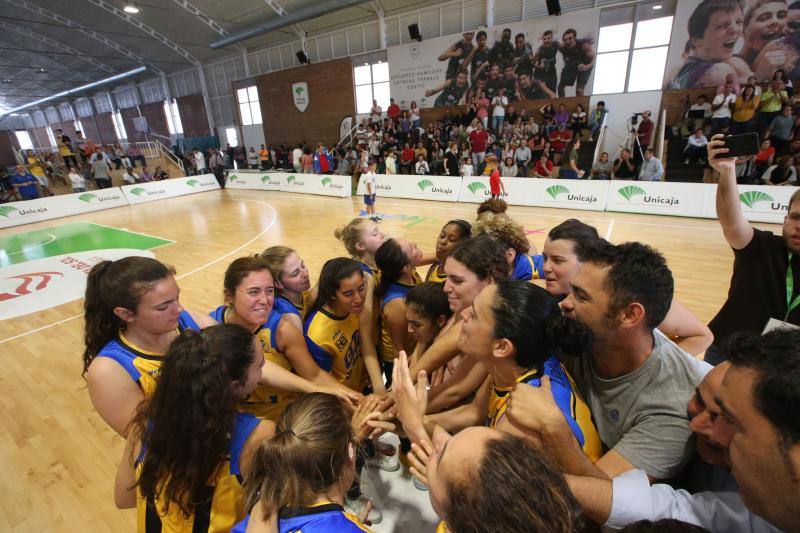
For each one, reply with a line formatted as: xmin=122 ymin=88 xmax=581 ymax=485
xmin=472 ymin=212 xmax=544 ymax=282
xmin=235 ymin=393 xmax=392 ymax=533
xmin=115 ymin=324 xmax=276 ymax=532
xmin=259 ymin=245 xmax=315 ymax=323
xmin=425 ymin=220 xmax=472 ymax=284
xmin=211 ymin=257 xmax=360 ymax=421
xmin=82 ymin=256 xmax=216 ymax=437
xmin=541 ymin=219 xmax=713 ymax=356
xmin=394 ymin=280 xmax=602 ymax=462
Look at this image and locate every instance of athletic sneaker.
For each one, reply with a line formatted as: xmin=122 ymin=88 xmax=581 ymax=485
xmin=345 ymin=496 xmax=383 ymax=524
xmin=413 ymin=477 xmax=429 ymax=491
xmin=366 ymin=442 xmax=400 ymax=472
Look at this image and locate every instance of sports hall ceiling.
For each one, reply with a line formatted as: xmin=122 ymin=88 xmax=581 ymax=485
xmin=0 ymin=0 xmax=428 ymax=112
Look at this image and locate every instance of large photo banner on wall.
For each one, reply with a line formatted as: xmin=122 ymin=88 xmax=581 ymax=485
xmin=664 ymin=0 xmax=800 ymax=89
xmin=388 ymin=9 xmax=599 ymax=109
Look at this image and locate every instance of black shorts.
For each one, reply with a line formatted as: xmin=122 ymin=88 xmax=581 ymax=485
xmin=560 ymin=65 xmax=593 ymax=88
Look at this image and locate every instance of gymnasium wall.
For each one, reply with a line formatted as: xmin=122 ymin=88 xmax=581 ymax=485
xmin=94 ymin=112 xmax=118 ymax=146
xmin=254 ymin=57 xmax=356 ymax=147
xmin=0 ymin=129 xmax=19 ymax=167
xmin=140 ymin=102 xmax=171 ymax=140
xmin=176 ymin=94 xmax=211 ymax=137
xmin=120 ymin=107 xmax=144 ymax=143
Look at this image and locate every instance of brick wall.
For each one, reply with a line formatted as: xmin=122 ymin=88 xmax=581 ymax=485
xmin=0 ymin=130 xmax=19 ymax=167
xmin=140 ymin=102 xmax=170 ymax=139
xmin=94 ymin=112 xmax=117 ymax=145
xmin=175 ymin=94 xmax=210 ymax=137
xmin=121 ymin=107 xmax=145 ymax=142
xmin=30 ymin=127 xmax=49 ymax=148
xmin=81 ymin=117 xmax=101 ymax=146
xmin=253 ymin=57 xmax=355 ymax=147
xmin=58 ymin=121 xmax=77 ymax=141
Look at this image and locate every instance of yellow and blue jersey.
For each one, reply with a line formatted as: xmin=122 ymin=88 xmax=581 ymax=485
xmin=486 ymin=355 xmax=602 ymax=462
xmin=96 ymin=311 xmax=200 ymax=397
xmin=137 ymin=412 xmax=260 ymax=533
xmin=378 ymin=282 xmax=416 ymax=362
xmin=425 ymin=262 xmax=447 ymax=283
xmin=232 ymin=502 xmax=372 ymax=533
xmin=210 ymin=305 xmax=295 ymax=421
xmin=304 ymin=308 xmax=363 ymax=390
xmin=275 ymin=291 xmax=312 ymax=322
xmin=511 ymin=253 xmax=545 ymax=282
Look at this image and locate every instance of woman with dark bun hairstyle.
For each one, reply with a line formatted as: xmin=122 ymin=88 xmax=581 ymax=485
xmin=425 ymin=220 xmax=472 ymax=283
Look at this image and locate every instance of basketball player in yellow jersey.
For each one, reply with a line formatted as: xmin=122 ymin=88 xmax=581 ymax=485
xmin=425 ymin=220 xmax=472 ymax=283
xmin=212 ymin=257 xmax=360 ymax=420
xmin=259 ymin=245 xmax=315 ymax=324
xmin=393 ymin=280 xmax=602 ymax=463
xmin=116 ymin=325 xmax=275 ymax=533
xmin=304 ymin=258 xmax=367 ymax=391
xmin=83 ymin=257 xmax=217 ymax=437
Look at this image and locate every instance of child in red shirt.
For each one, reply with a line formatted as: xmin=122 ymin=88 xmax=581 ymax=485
xmin=488 ymin=156 xmax=506 ymax=199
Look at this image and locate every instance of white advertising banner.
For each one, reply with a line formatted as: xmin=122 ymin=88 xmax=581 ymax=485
xmin=279 ymin=173 xmax=350 ymax=198
xmin=606 ymin=180 xmax=705 ymax=218
xmin=703 ymin=184 xmax=796 ymax=224
xmin=122 ymin=174 xmax=220 ymax=205
xmin=226 ymin=171 xmax=284 ymax=191
xmin=356 ymin=174 xmax=461 ymax=202
xmin=457 ymin=176 xmax=608 ymax=211
xmin=0 ymin=188 xmax=128 ymax=228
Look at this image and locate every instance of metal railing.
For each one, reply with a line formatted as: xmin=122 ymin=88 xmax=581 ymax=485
xmin=592 ymin=113 xmax=608 ymax=170
xmin=655 ymin=109 xmax=667 ymax=181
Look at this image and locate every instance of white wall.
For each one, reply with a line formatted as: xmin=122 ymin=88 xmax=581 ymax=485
xmin=242 ymin=124 xmax=266 ymax=150
xmin=590 ymin=90 xmax=662 ymax=160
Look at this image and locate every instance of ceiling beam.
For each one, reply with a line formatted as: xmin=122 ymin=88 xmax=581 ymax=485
xmin=3 ymin=0 xmax=162 ymax=75
xmin=263 ymin=0 xmax=307 ymax=38
xmin=85 ymin=0 xmax=201 ymax=66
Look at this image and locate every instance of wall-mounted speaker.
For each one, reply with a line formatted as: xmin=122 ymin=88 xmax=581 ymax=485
xmin=546 ymin=0 xmax=561 ymax=15
xmin=296 ymin=51 xmax=309 ymax=64
xmin=408 ymin=23 xmax=422 ymax=41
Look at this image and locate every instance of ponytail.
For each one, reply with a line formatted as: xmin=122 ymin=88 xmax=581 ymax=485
xmin=334 ymin=218 xmax=369 ymax=257
xmin=245 ymin=393 xmax=354 ymax=521
xmin=82 ymin=257 xmax=172 ymax=376
xmin=374 ymin=239 xmax=407 ymax=298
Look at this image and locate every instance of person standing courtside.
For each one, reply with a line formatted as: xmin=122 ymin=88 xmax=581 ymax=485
xmin=704 ymin=135 xmax=800 ymax=364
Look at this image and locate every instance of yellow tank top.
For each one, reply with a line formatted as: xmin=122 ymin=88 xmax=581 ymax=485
xmin=26 ymin=156 xmax=45 ymax=177
xmin=378 ymin=281 xmax=417 ymax=362
xmin=425 ymin=262 xmax=447 ymax=283
xmin=305 ymin=308 xmax=364 ymax=391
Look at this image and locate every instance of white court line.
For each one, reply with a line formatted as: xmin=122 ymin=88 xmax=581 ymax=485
xmin=87 ymin=221 xmax=176 ymax=246
xmin=605 ymin=220 xmax=615 ymax=241
xmin=0 ymin=197 xmax=277 ymax=345
xmin=7 ymin=233 xmax=56 ymax=255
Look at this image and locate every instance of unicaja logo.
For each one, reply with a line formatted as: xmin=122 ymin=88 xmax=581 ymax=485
xmin=618 ymin=185 xmax=646 ymax=201
xmin=228 ymin=174 xmax=238 ymax=182
xmin=130 ymin=187 xmax=147 ymax=196
xmin=287 ymin=175 xmax=297 ymax=184
xmin=546 ymin=185 xmax=569 ymax=199
xmin=0 ymin=206 xmax=19 ymax=218
xmin=321 ymin=177 xmax=332 ymax=186
xmin=417 ymin=179 xmax=433 ymax=191
xmin=739 ymin=191 xmax=774 ymax=208
xmin=186 ymin=179 xmax=200 ymax=187
xmin=467 ymin=181 xmax=487 ymax=194
xmin=78 ymin=193 xmax=98 ymax=203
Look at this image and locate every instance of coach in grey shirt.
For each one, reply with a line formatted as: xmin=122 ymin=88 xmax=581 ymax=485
xmin=506 ymin=241 xmax=703 ymax=481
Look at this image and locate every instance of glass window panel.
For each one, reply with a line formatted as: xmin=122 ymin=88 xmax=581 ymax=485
xmin=247 ymin=86 xmax=259 ymax=102
xmin=172 ymin=101 xmax=183 ymax=134
xmin=237 ymin=88 xmax=248 ymax=103
xmin=250 ymin=101 xmax=262 ymax=125
xmin=226 ymin=127 xmax=238 ymax=147
xmin=592 ymin=51 xmax=629 ymax=94
xmin=45 ymin=126 xmax=56 ymax=147
xmin=164 ymin=101 xmax=176 ymax=134
xmin=354 ymin=65 xmax=372 ymax=86
xmin=15 ymin=130 xmax=34 ymax=150
xmin=74 ymin=119 xmax=83 ymax=133
xmin=355 ymin=84 xmax=373 ymax=114
xmin=372 ymin=62 xmax=390 ymax=83
xmin=373 ymin=81 xmax=391 ymax=109
xmin=634 ymin=17 xmax=674 ymax=48
xmin=627 ymin=46 xmax=669 ymax=92
xmin=597 ymin=23 xmax=633 ymax=53
xmin=239 ymin=103 xmax=252 ymax=126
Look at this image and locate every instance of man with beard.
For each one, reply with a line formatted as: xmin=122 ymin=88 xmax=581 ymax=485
xmin=426 ymin=70 xmax=470 ymax=108
xmin=512 ymin=32 xmax=534 ymax=75
xmin=465 ymin=30 xmax=490 ymax=82
xmin=518 ymin=71 xmax=555 ymax=100
xmin=557 ymin=28 xmax=595 ymax=97
xmin=489 ymin=27 xmax=514 ymax=66
xmin=533 ymin=30 xmax=559 ymax=92
xmin=703 ymin=136 xmax=800 ymax=365
xmin=483 ymin=63 xmax=504 ymax=100
xmin=506 ymin=240 xmax=706 ymax=481
xmin=438 ymin=31 xmax=475 ymax=80
xmin=502 ymin=64 xmax=519 ymax=101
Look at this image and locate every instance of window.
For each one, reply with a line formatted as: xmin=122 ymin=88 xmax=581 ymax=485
xmin=226 ymin=127 xmax=238 ymax=148
xmin=592 ymin=1 xmax=675 ymax=94
xmin=164 ymin=99 xmax=183 ymax=134
xmin=112 ymin=111 xmax=128 ymax=140
xmin=354 ymin=61 xmax=390 ymax=115
xmin=236 ymin=86 xmax=262 ymax=126
xmin=74 ymin=120 xmax=84 ymax=135
xmin=15 ymin=130 xmax=34 ymax=150
xmin=45 ymin=126 xmax=56 ymax=147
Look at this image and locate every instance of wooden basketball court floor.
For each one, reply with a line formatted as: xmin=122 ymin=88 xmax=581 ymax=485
xmin=0 ymin=189 xmax=780 ymax=532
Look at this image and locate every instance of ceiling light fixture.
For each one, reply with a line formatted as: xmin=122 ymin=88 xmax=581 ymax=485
xmin=123 ymin=4 xmax=140 ymax=14
xmin=652 ymin=4 xmax=662 ymax=9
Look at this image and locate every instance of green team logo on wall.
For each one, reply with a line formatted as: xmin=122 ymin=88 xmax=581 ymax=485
xmin=466 ymin=181 xmax=487 ymax=194
xmin=618 ymin=185 xmax=647 ymax=201
xmin=0 ymin=206 xmax=19 ymax=218
xmin=321 ymin=177 xmax=332 ymax=186
xmin=417 ymin=179 xmax=433 ymax=191
xmin=78 ymin=193 xmax=98 ymax=203
xmin=739 ymin=191 xmax=774 ymax=208
xmin=546 ymin=185 xmax=570 ymax=199
xmin=130 ymin=187 xmax=147 ymax=196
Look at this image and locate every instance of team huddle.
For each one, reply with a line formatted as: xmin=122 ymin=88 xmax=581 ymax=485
xmin=81 ymin=144 xmax=800 ymax=533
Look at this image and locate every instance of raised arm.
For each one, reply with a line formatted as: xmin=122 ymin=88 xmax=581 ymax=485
xmin=709 ymin=135 xmax=754 ymax=250
xmin=657 ymin=298 xmax=714 ymax=356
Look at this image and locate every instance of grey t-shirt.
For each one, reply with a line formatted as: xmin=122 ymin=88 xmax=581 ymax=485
xmin=566 ymin=330 xmax=707 ymax=479
xmin=92 ymin=159 xmax=110 ymax=179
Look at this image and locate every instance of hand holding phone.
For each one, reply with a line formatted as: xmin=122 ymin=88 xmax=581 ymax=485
xmin=714 ymin=132 xmax=760 ymax=159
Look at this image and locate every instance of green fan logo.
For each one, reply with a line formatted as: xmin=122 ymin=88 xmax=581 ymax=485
xmin=739 ymin=190 xmax=774 ymax=208
xmin=321 ymin=177 xmax=332 ymax=186
xmin=261 ymin=175 xmax=270 ymax=183
xmin=78 ymin=193 xmax=98 ymax=203
xmin=295 ymin=86 xmax=304 ymax=95
xmin=287 ymin=175 xmax=297 ymax=184
xmin=186 ymin=179 xmax=199 ymax=187
xmin=228 ymin=174 xmax=238 ymax=182
xmin=467 ymin=181 xmax=487 ymax=194
xmin=0 ymin=205 xmax=18 ymax=218
xmin=417 ymin=179 xmax=434 ymax=191
xmin=546 ymin=185 xmax=570 ymax=199
xmin=130 ymin=187 xmax=147 ymax=196
xmin=617 ymin=185 xmax=647 ymax=201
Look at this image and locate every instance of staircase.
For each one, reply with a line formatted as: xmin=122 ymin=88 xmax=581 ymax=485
xmin=663 ymin=138 xmax=707 ymax=183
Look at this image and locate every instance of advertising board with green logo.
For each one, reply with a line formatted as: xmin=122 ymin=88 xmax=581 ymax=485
xmin=356 ymin=174 xmax=461 ymax=202
xmin=225 ymin=171 xmax=283 ymax=191
xmin=122 ymin=173 xmax=220 ymax=205
xmin=606 ymin=180 xmax=703 ymax=217
xmin=0 ymin=188 xmax=128 ymax=229
xmin=702 ymin=184 xmax=794 ymax=224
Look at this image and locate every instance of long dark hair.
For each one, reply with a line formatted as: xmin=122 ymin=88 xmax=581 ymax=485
xmin=375 ymin=239 xmax=408 ymax=298
xmin=405 ymin=282 xmax=453 ymax=322
xmin=547 ymin=219 xmax=600 ymax=262
xmin=492 ymin=281 xmax=592 ymax=366
xmin=131 ymin=324 xmax=256 ymax=517
xmin=224 ymin=256 xmax=272 ymax=299
xmin=245 ymin=393 xmax=354 ymax=521
xmin=443 ymin=219 xmax=472 ymax=240
xmin=309 ymin=257 xmax=363 ymax=316
xmin=82 ymin=257 xmax=173 ymax=376
xmin=448 ymin=234 xmax=508 ymax=282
